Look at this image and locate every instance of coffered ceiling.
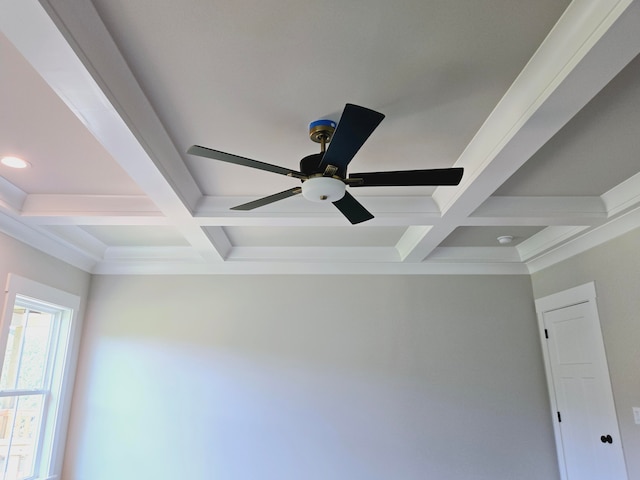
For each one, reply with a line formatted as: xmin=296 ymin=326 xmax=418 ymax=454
xmin=1 ymin=0 xmax=639 ymax=274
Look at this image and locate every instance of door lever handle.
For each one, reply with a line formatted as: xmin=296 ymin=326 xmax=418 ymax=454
xmin=600 ymin=434 xmax=613 ymax=444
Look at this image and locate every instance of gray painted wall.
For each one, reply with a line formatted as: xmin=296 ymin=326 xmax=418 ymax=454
xmin=532 ymin=227 xmax=640 ymax=480
xmin=64 ymin=274 xmax=559 ymax=480
xmin=0 ymin=231 xmax=90 ymax=299
xmin=0 ymin=232 xmax=91 ymax=477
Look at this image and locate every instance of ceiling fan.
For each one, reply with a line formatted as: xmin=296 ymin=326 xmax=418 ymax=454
xmin=188 ymin=104 xmax=463 ymax=224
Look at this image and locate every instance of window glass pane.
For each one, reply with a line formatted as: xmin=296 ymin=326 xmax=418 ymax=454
xmin=0 ymin=308 xmax=53 ymax=391
xmin=0 ymin=316 xmax=19 ymax=390
xmin=0 ymin=397 xmax=14 ymax=474
xmin=0 ymin=394 xmax=44 ymax=480
xmin=17 ymin=311 xmax=52 ymax=390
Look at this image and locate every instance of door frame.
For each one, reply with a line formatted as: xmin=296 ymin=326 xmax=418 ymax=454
xmin=534 ymin=281 xmax=626 ymax=480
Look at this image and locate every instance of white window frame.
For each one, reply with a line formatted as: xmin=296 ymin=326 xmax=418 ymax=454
xmin=0 ymin=275 xmax=82 ymax=480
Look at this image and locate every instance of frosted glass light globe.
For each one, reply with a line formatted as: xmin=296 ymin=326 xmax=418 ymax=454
xmin=301 ymin=177 xmax=346 ymax=203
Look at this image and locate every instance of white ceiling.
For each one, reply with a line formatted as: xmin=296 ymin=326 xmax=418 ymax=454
xmin=1 ymin=0 xmax=639 ymax=275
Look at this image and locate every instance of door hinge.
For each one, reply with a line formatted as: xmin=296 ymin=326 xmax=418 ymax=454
xmin=544 ymin=329 xmax=549 ymax=339
xmin=557 ymin=411 xmax=562 ymax=423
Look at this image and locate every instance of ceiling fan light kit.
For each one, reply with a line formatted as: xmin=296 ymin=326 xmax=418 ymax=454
xmin=188 ymin=103 xmax=464 ymax=224
xmin=301 ymin=176 xmax=346 ymax=202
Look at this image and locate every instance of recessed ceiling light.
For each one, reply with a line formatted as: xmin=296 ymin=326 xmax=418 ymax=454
xmin=1 ymin=156 xmax=30 ymax=169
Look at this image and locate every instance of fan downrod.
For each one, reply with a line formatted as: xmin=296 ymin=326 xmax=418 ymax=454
xmin=309 ymin=119 xmax=336 ymax=152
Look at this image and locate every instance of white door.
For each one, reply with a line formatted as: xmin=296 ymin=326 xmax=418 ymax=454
xmin=536 ymin=283 xmax=627 ymax=480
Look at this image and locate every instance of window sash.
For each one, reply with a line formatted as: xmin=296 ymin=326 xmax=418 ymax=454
xmin=1 ymin=305 xmax=59 ymax=395
xmin=0 ymin=391 xmax=47 ymax=398
xmin=0 ymin=392 xmax=48 ymax=480
xmin=0 ymin=274 xmax=82 ymax=480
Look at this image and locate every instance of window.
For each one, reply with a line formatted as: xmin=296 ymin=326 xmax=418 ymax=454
xmin=0 ymin=275 xmax=81 ymax=480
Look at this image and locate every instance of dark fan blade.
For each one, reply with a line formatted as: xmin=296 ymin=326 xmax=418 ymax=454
xmin=349 ymin=168 xmax=463 ymax=187
xmin=231 ymin=188 xmax=302 ymax=210
xmin=319 ymin=104 xmax=385 ymax=174
xmin=188 ymin=145 xmax=306 ymax=179
xmin=333 ymin=191 xmax=374 ymax=224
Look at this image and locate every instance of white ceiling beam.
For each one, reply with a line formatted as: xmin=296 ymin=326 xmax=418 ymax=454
xmin=428 ymin=247 xmax=522 ymax=263
xmin=35 ymin=0 xmax=202 ymax=210
xmin=40 ymin=225 xmax=108 ymax=260
xmin=102 ymin=246 xmax=204 ymax=262
xmin=193 ymin=213 xmax=442 ymax=228
xmin=13 ymin=194 xmax=442 ymax=227
xmin=400 ymin=0 xmax=640 ymax=262
xmin=526 ymin=207 xmax=640 ymax=273
xmin=196 ymin=195 xmax=441 ymax=213
xmin=517 ymin=226 xmax=590 ymax=262
xmin=92 ymin=258 xmax=529 ymax=276
xmin=22 ymin=194 xmax=161 ymax=217
xmin=0 ymin=211 xmax=97 ymax=271
xmin=0 ymin=177 xmax=27 ymax=213
xmin=202 ymin=226 xmax=232 ymax=260
xmin=22 ymin=217 xmax=172 ymax=227
xmin=602 ymin=170 xmax=640 ymax=217
xmin=465 ymin=196 xmax=607 ymax=226
xmin=228 ymin=246 xmax=400 ymax=263
xmin=10 ymin=193 xmax=625 ymax=230
xmin=395 ymin=226 xmax=432 ymax=261
xmin=194 ymin=195 xmax=442 ymax=226
xmin=1 ymin=0 xmax=230 ymax=261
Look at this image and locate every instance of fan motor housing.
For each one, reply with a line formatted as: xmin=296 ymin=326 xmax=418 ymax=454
xmin=299 ymin=153 xmax=325 ymax=175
